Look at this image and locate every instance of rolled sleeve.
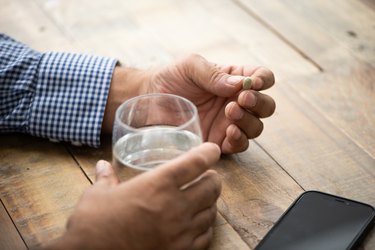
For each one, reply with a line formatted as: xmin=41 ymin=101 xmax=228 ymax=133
xmin=29 ymin=52 xmax=117 ymax=147
xmin=0 ymin=34 xmax=41 ymax=134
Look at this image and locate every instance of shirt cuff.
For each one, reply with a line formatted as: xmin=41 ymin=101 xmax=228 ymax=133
xmin=29 ymin=52 xmax=117 ymax=147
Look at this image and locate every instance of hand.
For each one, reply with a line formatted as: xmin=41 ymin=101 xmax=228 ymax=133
xmin=146 ymin=54 xmax=276 ymax=154
xmin=45 ymin=143 xmax=222 ymax=250
xmin=102 ymin=54 xmax=275 ymax=154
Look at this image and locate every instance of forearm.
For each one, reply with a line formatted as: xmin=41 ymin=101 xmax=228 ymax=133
xmin=101 ymin=66 xmax=151 ymax=133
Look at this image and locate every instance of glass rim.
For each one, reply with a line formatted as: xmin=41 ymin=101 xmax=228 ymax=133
xmin=114 ymin=93 xmax=199 ymax=132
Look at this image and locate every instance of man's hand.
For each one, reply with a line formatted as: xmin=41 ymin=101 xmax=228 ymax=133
xmin=45 ymin=143 xmax=222 ymax=250
xmin=102 ymin=54 xmax=276 ymax=154
xmin=147 ymin=54 xmax=276 ymax=154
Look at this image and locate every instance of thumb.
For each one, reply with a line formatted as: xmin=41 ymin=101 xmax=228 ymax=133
xmin=182 ymin=54 xmax=244 ymax=97
xmin=95 ymin=160 xmax=120 ymax=187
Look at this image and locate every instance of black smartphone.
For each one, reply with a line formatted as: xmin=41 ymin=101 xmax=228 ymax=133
xmin=255 ymin=191 xmax=375 ymax=250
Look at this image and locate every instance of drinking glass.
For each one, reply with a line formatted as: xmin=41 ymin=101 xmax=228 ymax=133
xmin=112 ymin=93 xmax=203 ymax=171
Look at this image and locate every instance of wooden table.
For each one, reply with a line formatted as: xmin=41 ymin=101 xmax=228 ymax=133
xmin=1 ymin=0 xmax=374 ymax=249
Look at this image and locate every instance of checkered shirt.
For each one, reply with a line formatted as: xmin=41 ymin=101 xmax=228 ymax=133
xmin=0 ymin=33 xmax=117 ymax=147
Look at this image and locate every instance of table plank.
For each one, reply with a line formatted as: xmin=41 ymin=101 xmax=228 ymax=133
xmin=0 ymin=200 xmax=27 ymax=250
xmin=236 ymin=0 xmax=375 ymax=159
xmin=289 ymin=0 xmax=375 ymax=67
xmin=33 ymin=0 xmax=174 ymax=68
xmin=0 ymin=135 xmax=90 ymax=248
xmin=209 ymin=216 xmax=251 ymax=250
xmin=258 ymin=84 xmax=375 ymax=204
xmin=0 ymin=0 xmax=78 ymax=52
xmin=236 ymin=0 xmax=375 ymax=69
xmin=216 ymin=144 xmax=304 ymax=247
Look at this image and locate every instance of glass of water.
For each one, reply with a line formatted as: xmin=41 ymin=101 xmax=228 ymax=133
xmin=112 ymin=93 xmax=203 ymax=171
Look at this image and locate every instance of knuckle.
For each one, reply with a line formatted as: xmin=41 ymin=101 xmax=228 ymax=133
xmin=188 ymin=53 xmax=202 ymax=60
xmin=202 ymin=212 xmax=213 ymax=230
xmin=227 ymin=129 xmax=249 ymax=153
xmin=262 ymin=97 xmax=276 ymax=118
xmin=260 ymin=66 xmax=274 ymax=77
xmin=184 ymin=53 xmax=203 ymax=65
xmin=180 ymin=53 xmax=204 ymax=77
xmin=204 ymin=228 xmax=214 ymax=248
xmin=259 ymin=66 xmax=275 ymax=86
xmin=206 ymin=173 xmax=222 ymax=199
xmin=252 ymin=120 xmax=264 ymax=138
xmin=210 ymin=205 xmax=218 ymax=224
xmin=268 ymin=98 xmax=276 ymax=116
xmin=256 ymin=120 xmax=264 ymax=137
xmin=238 ymin=138 xmax=250 ymax=152
xmin=191 ymin=153 xmax=209 ymax=168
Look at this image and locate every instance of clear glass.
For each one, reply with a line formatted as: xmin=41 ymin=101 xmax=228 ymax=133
xmin=112 ymin=93 xmax=203 ymax=171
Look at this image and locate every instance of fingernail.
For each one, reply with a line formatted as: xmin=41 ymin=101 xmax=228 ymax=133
xmin=232 ymin=106 xmax=244 ymax=120
xmin=96 ymin=160 xmax=109 ymax=173
xmin=248 ymin=92 xmax=257 ymax=107
xmin=240 ymin=91 xmax=257 ymax=108
xmin=226 ymin=75 xmax=244 ymax=85
xmin=252 ymin=77 xmax=263 ymax=90
xmin=242 ymin=77 xmax=252 ymax=90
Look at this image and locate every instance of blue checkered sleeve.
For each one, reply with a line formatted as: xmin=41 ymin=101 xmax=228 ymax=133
xmin=0 ymin=33 xmax=118 ymax=147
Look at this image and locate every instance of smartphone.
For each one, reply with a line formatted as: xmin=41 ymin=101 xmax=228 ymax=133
xmin=255 ymin=191 xmax=375 ymax=250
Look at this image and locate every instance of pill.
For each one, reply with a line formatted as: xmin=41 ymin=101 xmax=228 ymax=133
xmin=242 ymin=77 xmax=252 ymax=90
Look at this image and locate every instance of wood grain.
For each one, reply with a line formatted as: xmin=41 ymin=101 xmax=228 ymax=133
xmin=236 ymin=0 xmax=375 ymax=159
xmin=0 ymin=135 xmax=90 ymax=248
xmin=0 ymin=0 xmax=78 ymax=52
xmin=0 ymin=200 xmax=27 ymax=250
xmin=257 ymin=84 xmax=375 ymax=204
xmin=236 ymin=0 xmax=375 ymax=68
xmin=209 ymin=215 xmax=251 ymax=250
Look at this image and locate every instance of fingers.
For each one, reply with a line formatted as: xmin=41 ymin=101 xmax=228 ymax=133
xmin=191 ymin=205 xmax=217 ymax=235
xmin=183 ymin=170 xmax=222 ymax=213
xmin=154 ymin=142 xmax=221 ymax=188
xmin=181 ymin=54 xmax=243 ymax=97
xmin=185 ymin=204 xmax=216 ymax=250
xmin=191 ymin=227 xmax=214 ymax=250
xmin=182 ymin=55 xmax=274 ymax=93
xmin=219 ymin=64 xmax=275 ymax=91
xmin=181 ymin=55 xmax=275 ymax=103
xmin=245 ymin=66 xmax=275 ymax=90
xmin=95 ymin=160 xmax=120 ymax=188
xmin=238 ymin=91 xmax=276 ymax=118
xmin=221 ymin=124 xmax=249 ymax=154
xmin=225 ymin=102 xmax=264 ymax=139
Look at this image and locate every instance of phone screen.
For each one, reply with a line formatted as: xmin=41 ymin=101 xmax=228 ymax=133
xmin=256 ymin=191 xmax=375 ymax=250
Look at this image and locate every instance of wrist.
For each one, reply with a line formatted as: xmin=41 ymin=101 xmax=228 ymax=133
xmin=102 ymin=66 xmax=151 ymax=133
